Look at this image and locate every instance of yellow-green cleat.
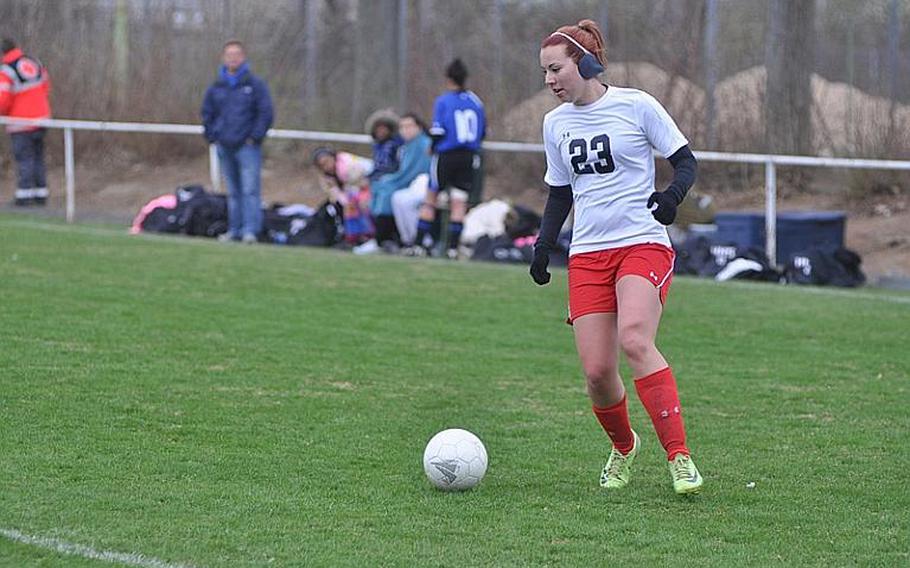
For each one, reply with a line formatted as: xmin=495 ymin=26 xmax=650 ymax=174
xmin=599 ymin=431 xmax=641 ymax=489
xmin=669 ymin=453 xmax=703 ymax=494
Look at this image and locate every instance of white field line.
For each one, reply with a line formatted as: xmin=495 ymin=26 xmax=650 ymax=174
xmin=0 ymin=528 xmax=197 ymax=568
xmin=3 ymin=218 xmax=910 ymax=305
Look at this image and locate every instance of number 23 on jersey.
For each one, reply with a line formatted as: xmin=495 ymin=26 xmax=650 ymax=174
xmin=569 ymin=134 xmax=615 ymax=175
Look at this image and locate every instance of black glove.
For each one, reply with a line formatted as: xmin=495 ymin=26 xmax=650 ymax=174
xmin=529 ymin=246 xmax=551 ymax=285
xmin=647 ymin=188 xmax=683 ymax=226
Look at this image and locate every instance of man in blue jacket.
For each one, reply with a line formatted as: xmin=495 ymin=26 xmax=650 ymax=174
xmin=201 ymin=40 xmax=273 ymax=243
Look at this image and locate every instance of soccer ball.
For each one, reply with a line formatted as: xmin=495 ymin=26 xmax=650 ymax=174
xmin=423 ymin=428 xmax=488 ymax=491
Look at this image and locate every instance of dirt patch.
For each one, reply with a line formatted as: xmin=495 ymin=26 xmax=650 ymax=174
xmin=497 ymin=61 xmax=704 ymax=143
xmin=715 ymin=65 xmax=910 ymax=156
xmin=497 ymin=61 xmax=910 ymax=158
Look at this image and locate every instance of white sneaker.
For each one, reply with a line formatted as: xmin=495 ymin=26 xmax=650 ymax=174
xmin=217 ymin=232 xmax=236 ymax=242
xmin=241 ymin=233 xmax=258 ymax=244
xmin=353 ymin=239 xmax=379 ymax=255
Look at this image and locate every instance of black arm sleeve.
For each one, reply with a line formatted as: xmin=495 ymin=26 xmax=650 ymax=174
xmin=535 ymin=184 xmax=573 ymax=251
xmin=665 ymin=145 xmax=698 ymax=204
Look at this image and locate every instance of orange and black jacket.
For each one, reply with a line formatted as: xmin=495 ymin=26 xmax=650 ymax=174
xmin=0 ymin=47 xmax=52 ymax=133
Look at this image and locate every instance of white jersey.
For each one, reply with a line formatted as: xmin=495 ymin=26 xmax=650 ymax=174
xmin=543 ymin=86 xmax=688 ymax=255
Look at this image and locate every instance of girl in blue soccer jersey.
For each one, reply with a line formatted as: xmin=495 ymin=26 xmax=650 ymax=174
xmin=409 ymin=58 xmax=486 ymax=259
xmin=531 ymin=20 xmax=703 ymax=494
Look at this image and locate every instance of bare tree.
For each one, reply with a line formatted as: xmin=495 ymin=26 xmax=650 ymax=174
xmin=113 ymin=0 xmax=130 ymax=109
xmin=302 ymin=0 xmax=321 ymax=125
xmin=765 ymin=0 xmax=816 ymax=155
xmin=397 ymin=0 xmax=409 ymax=112
xmin=886 ymin=0 xmax=901 ymax=151
xmin=704 ymin=0 xmax=719 ymax=149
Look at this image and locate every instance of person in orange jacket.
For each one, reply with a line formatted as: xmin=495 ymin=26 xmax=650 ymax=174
xmin=0 ymin=38 xmax=51 ymax=206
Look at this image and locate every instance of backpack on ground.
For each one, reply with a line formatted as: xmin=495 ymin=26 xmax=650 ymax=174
xmin=784 ymin=246 xmax=865 ymax=287
xmin=287 ymin=201 xmax=344 ymax=247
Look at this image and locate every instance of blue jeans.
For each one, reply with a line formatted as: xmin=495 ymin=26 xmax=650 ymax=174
xmin=217 ymin=142 xmax=262 ymax=238
xmin=10 ymin=129 xmax=47 ymax=190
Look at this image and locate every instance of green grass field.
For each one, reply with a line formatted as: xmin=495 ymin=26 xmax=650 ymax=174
xmin=1 ymin=214 xmax=908 ymax=567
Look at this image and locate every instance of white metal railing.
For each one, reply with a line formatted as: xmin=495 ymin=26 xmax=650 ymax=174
xmin=2 ymin=116 xmax=910 ymax=265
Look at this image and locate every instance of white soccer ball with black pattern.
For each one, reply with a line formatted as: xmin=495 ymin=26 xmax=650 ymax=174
xmin=423 ymin=428 xmax=488 ymax=491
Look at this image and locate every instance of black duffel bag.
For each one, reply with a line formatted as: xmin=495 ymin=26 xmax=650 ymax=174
xmin=784 ymin=246 xmax=866 ymax=287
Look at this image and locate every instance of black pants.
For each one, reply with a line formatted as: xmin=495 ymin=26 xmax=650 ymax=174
xmin=374 ymin=215 xmax=400 ymax=245
xmin=11 ymin=129 xmax=47 ymax=190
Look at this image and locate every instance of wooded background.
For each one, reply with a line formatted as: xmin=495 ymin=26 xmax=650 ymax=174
xmin=2 ymin=0 xmax=908 ymax=160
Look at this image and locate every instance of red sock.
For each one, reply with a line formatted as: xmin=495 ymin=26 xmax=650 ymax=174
xmin=592 ymin=395 xmax=635 ymax=454
xmin=634 ymin=367 xmax=689 ymax=460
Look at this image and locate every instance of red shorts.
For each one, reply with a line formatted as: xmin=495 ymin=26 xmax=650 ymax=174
xmin=567 ymin=243 xmax=675 ymax=324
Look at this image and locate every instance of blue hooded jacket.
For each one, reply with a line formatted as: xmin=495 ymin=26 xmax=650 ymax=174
xmin=369 ymin=132 xmax=432 ymax=216
xmin=201 ymin=63 xmax=274 ymax=148
xmin=370 ymin=135 xmax=403 ymax=181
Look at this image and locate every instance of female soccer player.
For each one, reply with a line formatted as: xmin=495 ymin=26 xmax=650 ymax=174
xmin=410 ymin=58 xmax=486 ymax=258
xmin=531 ymin=20 xmax=702 ymax=494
